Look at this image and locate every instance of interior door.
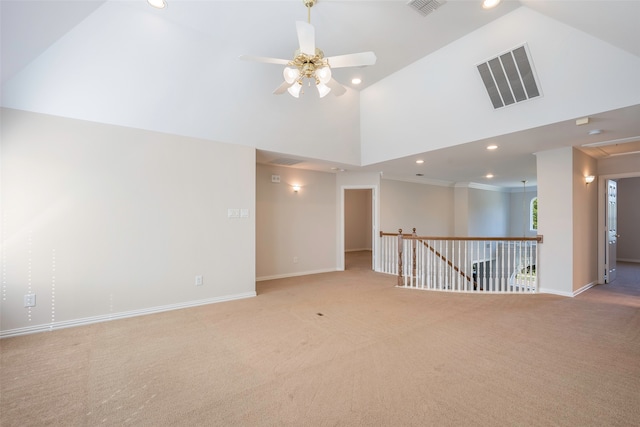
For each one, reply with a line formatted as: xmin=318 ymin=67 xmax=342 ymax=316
xmin=606 ymin=179 xmax=618 ymax=283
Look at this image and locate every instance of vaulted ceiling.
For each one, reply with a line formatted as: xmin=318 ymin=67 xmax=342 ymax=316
xmin=2 ymin=0 xmax=640 ymax=188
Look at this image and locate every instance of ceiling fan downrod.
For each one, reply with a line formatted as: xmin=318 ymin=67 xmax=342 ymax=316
xmin=303 ymin=0 xmax=316 ymax=24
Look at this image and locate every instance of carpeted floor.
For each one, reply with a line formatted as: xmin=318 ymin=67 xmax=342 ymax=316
xmin=1 ymin=256 xmax=639 ymax=426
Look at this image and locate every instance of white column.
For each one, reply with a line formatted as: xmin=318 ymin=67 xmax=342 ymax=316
xmin=536 ymin=147 xmax=574 ymax=296
xmin=536 ymin=146 xmax=598 ymax=296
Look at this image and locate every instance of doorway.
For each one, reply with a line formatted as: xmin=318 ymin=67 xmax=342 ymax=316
xmin=606 ymin=179 xmax=618 ymax=283
xmin=599 ymin=174 xmax=640 ymax=284
xmin=343 ymin=188 xmax=374 ymax=271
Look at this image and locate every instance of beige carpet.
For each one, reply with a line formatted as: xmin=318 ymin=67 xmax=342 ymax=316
xmin=1 ymin=256 xmax=639 ymax=426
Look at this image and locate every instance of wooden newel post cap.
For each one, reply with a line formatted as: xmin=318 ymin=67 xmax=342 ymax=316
xmin=398 ymin=229 xmax=402 ymax=234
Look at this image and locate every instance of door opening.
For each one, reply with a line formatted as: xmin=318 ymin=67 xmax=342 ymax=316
xmin=344 ymin=188 xmax=374 ymax=270
xmin=605 ymin=179 xmax=618 ymax=283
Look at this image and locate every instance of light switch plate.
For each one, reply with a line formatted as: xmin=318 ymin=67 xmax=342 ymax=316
xmin=24 ymin=294 xmax=36 ymax=307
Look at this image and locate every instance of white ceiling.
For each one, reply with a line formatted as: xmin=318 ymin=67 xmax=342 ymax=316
xmin=2 ymin=0 xmax=640 ymax=189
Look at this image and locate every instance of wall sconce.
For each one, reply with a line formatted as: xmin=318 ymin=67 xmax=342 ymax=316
xmin=292 ymin=185 xmax=301 ymax=193
xmin=148 ymin=0 xmax=167 ymax=9
xmin=585 ymin=175 xmax=595 ymax=185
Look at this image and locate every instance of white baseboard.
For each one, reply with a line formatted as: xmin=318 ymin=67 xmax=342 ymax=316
xmin=538 ymin=288 xmax=574 ymax=297
xmin=256 ymin=268 xmax=338 ymax=282
xmin=572 ymin=281 xmax=597 ymax=296
xmin=618 ymin=258 xmax=640 ymax=264
xmin=0 ymin=292 xmax=256 ymax=339
xmin=539 ymin=281 xmax=597 ymax=298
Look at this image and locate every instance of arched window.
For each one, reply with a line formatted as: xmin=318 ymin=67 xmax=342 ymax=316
xmin=530 ymin=197 xmax=538 ymax=231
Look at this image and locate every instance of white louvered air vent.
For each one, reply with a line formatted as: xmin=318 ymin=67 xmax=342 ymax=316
xmin=408 ymin=0 xmax=446 ymax=17
xmin=477 ymin=44 xmax=541 ymax=109
xmin=269 ymin=158 xmax=303 ymax=166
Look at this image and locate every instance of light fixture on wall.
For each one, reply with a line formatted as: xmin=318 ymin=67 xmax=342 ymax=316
xmin=292 ymin=184 xmax=301 ymax=193
xmin=148 ymin=0 xmax=167 ymax=9
xmin=585 ymin=175 xmax=595 ymax=185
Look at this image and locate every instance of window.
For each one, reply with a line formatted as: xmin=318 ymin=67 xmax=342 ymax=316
xmin=530 ymin=197 xmax=538 ymax=231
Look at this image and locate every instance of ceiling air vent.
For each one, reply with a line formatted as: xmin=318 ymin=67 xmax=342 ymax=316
xmin=477 ymin=44 xmax=541 ymax=109
xmin=269 ymin=158 xmax=303 ymax=166
xmin=407 ymin=0 xmax=446 ymax=17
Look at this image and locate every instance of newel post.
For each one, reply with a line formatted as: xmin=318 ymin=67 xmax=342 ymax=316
xmin=397 ymin=229 xmax=403 ymax=287
xmin=412 ymin=228 xmax=417 ymax=282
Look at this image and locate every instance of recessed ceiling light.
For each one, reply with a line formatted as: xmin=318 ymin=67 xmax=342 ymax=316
xmin=482 ymin=0 xmax=501 ymax=9
xmin=486 ymin=174 xmax=494 ymax=178
xmin=486 ymin=144 xmax=498 ymax=150
xmin=415 ymin=159 xmax=424 ymax=164
xmin=351 ymin=78 xmax=362 ymax=85
xmin=148 ymin=0 xmax=167 ymax=9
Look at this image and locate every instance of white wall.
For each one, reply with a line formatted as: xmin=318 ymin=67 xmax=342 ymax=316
xmin=1 ymin=1 xmax=363 ymax=167
xmin=468 ymin=187 xmax=510 ymax=237
xmin=345 ymin=190 xmax=372 ymax=251
xmin=380 ymin=179 xmax=454 ymax=236
xmin=536 ymin=147 xmax=598 ymax=296
xmin=598 ymin=152 xmax=640 ymax=176
xmin=536 ymin=147 xmax=574 ymax=296
xmin=509 ymin=189 xmax=538 ymax=237
xmin=256 ymin=164 xmax=337 ymax=280
xmin=360 ymin=7 xmax=640 ymax=165
xmin=454 ymin=186 xmax=469 ymax=237
xmin=572 ymin=149 xmax=599 ymax=291
xmin=618 ymin=177 xmax=640 ymax=263
xmin=1 ymin=108 xmax=256 ymax=336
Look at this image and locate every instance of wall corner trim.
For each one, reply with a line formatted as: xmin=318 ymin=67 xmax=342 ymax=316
xmin=538 ymin=281 xmax=597 ymax=298
xmin=256 ymin=268 xmax=338 ymax=282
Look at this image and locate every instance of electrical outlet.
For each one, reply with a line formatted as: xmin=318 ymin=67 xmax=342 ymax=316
xmin=24 ymin=294 xmax=36 ymax=307
xmin=293 ymin=257 xmax=298 ymax=263
xmin=195 ymin=275 xmax=203 ymax=286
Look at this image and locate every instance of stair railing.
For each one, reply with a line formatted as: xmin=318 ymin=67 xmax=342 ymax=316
xmin=379 ymin=229 xmax=543 ymax=293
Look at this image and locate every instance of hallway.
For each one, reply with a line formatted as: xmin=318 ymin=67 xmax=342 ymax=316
xmin=578 ymin=261 xmax=640 ymax=306
xmin=345 ymin=250 xmax=372 ymax=271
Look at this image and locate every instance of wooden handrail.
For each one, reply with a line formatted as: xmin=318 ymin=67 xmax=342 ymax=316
xmin=380 ymin=231 xmax=414 ymax=237
xmin=380 ymin=232 xmax=543 ymax=243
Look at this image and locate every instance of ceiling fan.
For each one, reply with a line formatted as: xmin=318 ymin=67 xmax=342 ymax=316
xmin=240 ymin=0 xmax=377 ymax=98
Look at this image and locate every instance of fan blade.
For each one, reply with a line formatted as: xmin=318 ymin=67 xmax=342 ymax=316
xmin=240 ymin=55 xmax=290 ymax=65
xmin=296 ymin=21 xmax=315 ymax=55
xmin=326 ymin=52 xmax=377 ymax=69
xmin=273 ymin=80 xmax=294 ymax=95
xmin=326 ymin=78 xmax=346 ymax=97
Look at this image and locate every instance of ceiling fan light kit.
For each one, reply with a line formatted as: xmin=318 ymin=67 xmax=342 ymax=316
xmin=241 ymin=0 xmax=376 ymax=99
